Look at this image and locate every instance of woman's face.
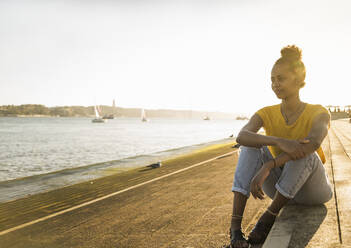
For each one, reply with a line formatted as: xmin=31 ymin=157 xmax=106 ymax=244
xmin=271 ymin=63 xmax=300 ymax=99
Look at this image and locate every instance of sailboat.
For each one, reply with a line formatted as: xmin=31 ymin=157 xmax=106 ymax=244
xmin=141 ymin=108 xmax=148 ymax=122
xmin=92 ymin=105 xmax=106 ymax=123
xmin=102 ymin=99 xmax=116 ymax=119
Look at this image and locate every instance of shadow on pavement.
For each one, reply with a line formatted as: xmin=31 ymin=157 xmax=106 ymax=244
xmin=138 ymin=167 xmax=155 ymax=172
xmin=287 ymin=204 xmax=327 ymax=247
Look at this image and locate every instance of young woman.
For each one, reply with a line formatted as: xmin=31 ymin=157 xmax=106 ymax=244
xmin=227 ymin=45 xmax=333 ymax=248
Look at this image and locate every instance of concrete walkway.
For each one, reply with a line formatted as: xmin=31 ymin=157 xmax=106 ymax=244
xmin=0 ymin=141 xmax=271 ymax=248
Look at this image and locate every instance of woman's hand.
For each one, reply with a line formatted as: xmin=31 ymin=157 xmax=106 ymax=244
xmin=275 ymin=138 xmax=310 ymax=160
xmin=250 ymin=162 xmax=274 ymax=200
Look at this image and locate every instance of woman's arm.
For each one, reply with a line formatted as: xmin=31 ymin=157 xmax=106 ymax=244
xmin=236 ymin=114 xmax=280 ymax=148
xmin=238 ymin=112 xmax=330 ymax=161
xmin=274 ymin=112 xmax=330 ymax=164
xmin=250 ymin=112 xmax=330 ymax=199
xmin=259 ymin=112 xmax=330 ymax=171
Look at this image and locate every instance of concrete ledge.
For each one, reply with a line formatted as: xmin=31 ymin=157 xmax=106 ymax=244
xmin=262 ymin=200 xmax=340 ymax=248
xmin=262 ymin=207 xmax=294 ymax=248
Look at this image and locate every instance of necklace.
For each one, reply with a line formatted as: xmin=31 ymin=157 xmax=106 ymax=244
xmin=281 ymin=102 xmax=305 ymax=125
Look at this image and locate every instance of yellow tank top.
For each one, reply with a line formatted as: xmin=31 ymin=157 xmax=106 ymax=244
xmin=256 ymin=103 xmax=330 ymax=164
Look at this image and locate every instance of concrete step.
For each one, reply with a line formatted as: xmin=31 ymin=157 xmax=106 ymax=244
xmin=329 ymin=126 xmax=351 ymax=245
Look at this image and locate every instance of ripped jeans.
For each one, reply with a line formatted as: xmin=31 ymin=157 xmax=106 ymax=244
xmin=232 ymin=146 xmax=333 ymax=205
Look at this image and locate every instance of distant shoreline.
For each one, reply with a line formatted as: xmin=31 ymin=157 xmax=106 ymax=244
xmin=2 ymin=115 xmax=90 ymax=118
xmin=0 ymin=104 xmax=246 ymax=119
xmin=0 ymin=115 xmax=248 ymax=120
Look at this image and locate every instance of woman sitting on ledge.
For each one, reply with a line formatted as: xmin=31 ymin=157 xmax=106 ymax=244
xmin=227 ymin=45 xmax=333 ymax=248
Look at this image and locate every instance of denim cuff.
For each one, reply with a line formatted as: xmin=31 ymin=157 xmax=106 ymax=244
xmin=275 ymin=183 xmax=294 ymax=199
xmin=231 ymin=186 xmax=250 ymax=198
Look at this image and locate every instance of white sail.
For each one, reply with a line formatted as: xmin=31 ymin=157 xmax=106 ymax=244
xmin=97 ymin=105 xmax=103 ymax=116
xmin=92 ymin=104 xmax=106 ymax=123
xmin=141 ymin=108 xmax=147 ymax=122
xmin=94 ymin=105 xmax=99 ymax=118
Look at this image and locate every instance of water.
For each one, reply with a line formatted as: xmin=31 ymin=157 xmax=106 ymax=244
xmin=0 ymin=117 xmax=246 ymax=182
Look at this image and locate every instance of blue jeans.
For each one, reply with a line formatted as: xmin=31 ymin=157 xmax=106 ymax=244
xmin=232 ymin=146 xmax=333 ymax=205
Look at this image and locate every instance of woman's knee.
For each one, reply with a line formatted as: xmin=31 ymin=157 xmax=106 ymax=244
xmin=239 ymin=146 xmax=261 ymax=154
xmin=236 ymin=146 xmax=263 ymax=169
xmin=236 ymin=146 xmax=262 ymax=166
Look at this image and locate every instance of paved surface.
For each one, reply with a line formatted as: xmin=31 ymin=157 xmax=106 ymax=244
xmin=0 ymin=141 xmax=271 ymax=248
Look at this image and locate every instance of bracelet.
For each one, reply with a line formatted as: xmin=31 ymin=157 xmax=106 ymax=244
xmin=231 ymin=214 xmax=243 ymax=219
xmin=267 ymin=208 xmax=279 ymax=216
xmin=273 ymin=158 xmax=277 ymax=168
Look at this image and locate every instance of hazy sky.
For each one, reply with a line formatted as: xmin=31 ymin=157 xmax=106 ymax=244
xmin=1 ymin=0 xmax=350 ymax=115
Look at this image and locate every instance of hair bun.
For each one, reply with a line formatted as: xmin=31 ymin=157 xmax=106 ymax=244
xmin=280 ymin=45 xmax=302 ymax=61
